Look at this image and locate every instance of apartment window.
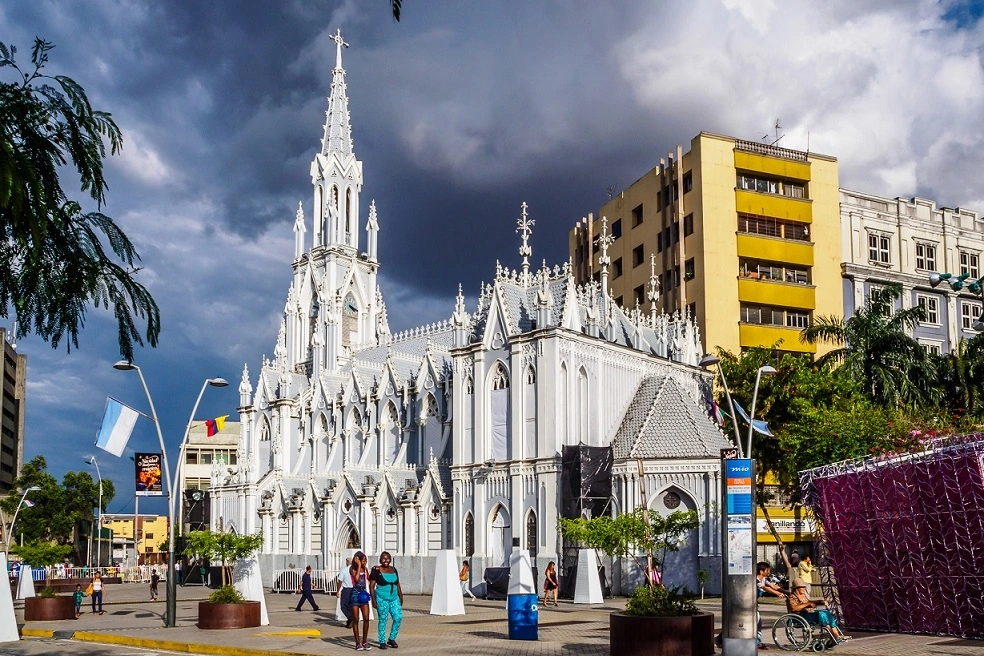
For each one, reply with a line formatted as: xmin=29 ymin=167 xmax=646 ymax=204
xmin=611 ymin=219 xmax=622 ymax=240
xmin=739 ymin=259 xmax=810 ymax=284
xmin=684 ymin=213 xmax=694 ymax=237
xmin=672 ymin=222 xmax=680 ymax=245
xmin=633 ymin=285 xmax=645 ymax=306
xmin=921 ymin=342 xmax=942 ymax=356
xmin=960 ymin=251 xmax=980 ymax=278
xmin=868 ymin=284 xmax=884 ymax=304
xmin=229 ymin=453 xmax=238 ymax=465
xmin=185 ymin=453 xmax=198 ymax=465
xmin=633 ymin=245 xmax=645 ymax=267
xmin=961 ymin=301 xmax=983 ymax=330
xmin=917 ymin=294 xmax=940 ymax=325
xmin=632 ymin=204 xmax=644 ymax=227
xmin=736 ymin=173 xmax=806 ymax=199
xmin=786 ymin=310 xmax=809 ymax=329
xmin=868 ymin=233 xmax=891 ymax=264
xmin=673 ymin=267 xmax=681 ymax=288
xmin=613 ymin=257 xmax=623 ymax=279
xmin=737 ymin=214 xmax=810 ymax=241
xmin=684 ymin=258 xmax=695 ymax=281
xmin=145 ymin=532 xmax=154 ymax=540
xmin=683 ymin=171 xmax=693 ymax=193
xmin=201 ymin=453 xmax=213 ymax=465
xmin=663 ymin=226 xmax=671 ymax=248
xmin=915 ymin=243 xmax=937 ymax=272
xmin=657 ymin=233 xmax=664 ymax=253
xmin=615 ymin=296 xmax=624 ymax=307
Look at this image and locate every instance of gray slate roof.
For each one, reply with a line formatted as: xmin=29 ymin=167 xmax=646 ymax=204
xmin=612 ymin=375 xmax=732 ymax=459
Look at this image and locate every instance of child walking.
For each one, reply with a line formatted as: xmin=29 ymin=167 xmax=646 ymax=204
xmin=73 ymin=583 xmax=85 ymax=618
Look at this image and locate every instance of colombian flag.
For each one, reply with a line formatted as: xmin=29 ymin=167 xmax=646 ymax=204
xmin=205 ymin=415 xmax=230 ymax=437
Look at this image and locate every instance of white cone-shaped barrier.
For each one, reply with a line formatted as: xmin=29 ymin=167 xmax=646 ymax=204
xmin=233 ymin=555 xmax=269 ymax=626
xmin=573 ymin=549 xmax=603 ymax=604
xmin=0 ymin=554 xmax=19 ymax=642
xmin=430 ymin=550 xmax=465 ymax=616
xmin=16 ymin=562 xmax=34 ymax=600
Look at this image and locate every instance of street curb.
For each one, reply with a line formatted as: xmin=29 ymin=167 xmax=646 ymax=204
xmin=56 ymin=630 xmax=321 ymax=656
xmin=20 ymin=628 xmax=55 ymax=638
xmin=253 ymin=629 xmax=322 ymax=637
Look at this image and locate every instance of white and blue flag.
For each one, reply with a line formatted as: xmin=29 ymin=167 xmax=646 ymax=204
xmin=732 ymin=401 xmax=774 ymax=438
xmin=95 ymin=397 xmax=140 ymax=457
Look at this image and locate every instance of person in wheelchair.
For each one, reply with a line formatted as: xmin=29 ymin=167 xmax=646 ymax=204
xmin=787 ymin=579 xmax=850 ymax=642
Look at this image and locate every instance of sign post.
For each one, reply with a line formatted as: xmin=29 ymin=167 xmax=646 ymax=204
xmin=721 ymin=453 xmax=757 ymax=656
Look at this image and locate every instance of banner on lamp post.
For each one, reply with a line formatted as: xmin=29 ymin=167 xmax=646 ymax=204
xmin=135 ymin=452 xmax=164 ymax=497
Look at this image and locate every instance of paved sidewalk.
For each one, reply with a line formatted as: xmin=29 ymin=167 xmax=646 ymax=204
xmin=12 ymin=584 xmax=984 ymax=655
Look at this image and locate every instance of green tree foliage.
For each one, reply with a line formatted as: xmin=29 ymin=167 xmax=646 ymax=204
xmin=0 ymin=38 xmax=160 ymax=361
xmin=11 ymin=541 xmax=73 ymax=566
xmin=800 ymin=283 xmax=933 ymax=408
xmin=185 ymin=530 xmax=263 ymax=587
xmin=557 ymin=508 xmax=700 ymax=584
xmin=0 ymin=456 xmax=115 ymax=562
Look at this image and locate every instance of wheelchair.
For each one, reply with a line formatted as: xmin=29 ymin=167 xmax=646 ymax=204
xmin=772 ymin=611 xmax=841 ymax=652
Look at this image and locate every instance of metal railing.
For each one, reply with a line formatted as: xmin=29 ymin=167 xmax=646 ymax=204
xmin=272 ymin=568 xmax=337 ymax=594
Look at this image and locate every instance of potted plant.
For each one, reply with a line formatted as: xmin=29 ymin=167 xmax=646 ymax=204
xmin=15 ymin=542 xmax=76 ymax=621
xmin=697 ymin=569 xmax=709 ymax=600
xmin=558 ymin=508 xmax=713 ymax=656
xmin=185 ymin=530 xmax=264 ymax=629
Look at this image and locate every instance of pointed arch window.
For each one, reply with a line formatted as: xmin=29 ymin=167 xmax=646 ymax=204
xmin=576 ymin=366 xmax=589 ymax=444
xmin=343 ymin=293 xmax=358 ymax=349
xmin=345 ymin=187 xmax=353 ymax=241
xmin=492 ymin=364 xmax=509 ymax=390
xmin=464 ymin=376 xmax=473 ymax=395
xmin=526 ymin=510 xmax=538 ymax=560
xmin=464 ymin=512 xmax=474 ymax=557
xmin=490 ymin=363 xmax=511 ymax=460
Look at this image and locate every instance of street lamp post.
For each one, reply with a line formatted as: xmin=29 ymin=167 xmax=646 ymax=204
xmin=929 ymin=271 xmax=984 ymax=331
xmin=746 ymin=365 xmax=777 ymax=458
xmin=113 ymin=360 xmax=175 ymax=627
xmin=699 ymin=354 xmax=745 ymax=458
xmin=171 ymin=377 xmax=228 ymax=581
xmin=4 ymin=486 xmax=40 ymax=557
xmin=86 ymin=456 xmax=104 ymax=569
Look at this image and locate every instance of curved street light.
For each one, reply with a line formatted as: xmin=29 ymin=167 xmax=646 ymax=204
xmin=929 ymin=271 xmax=984 ymax=332
xmin=698 ymin=354 xmax=745 ymax=458
xmin=747 ymin=365 xmax=777 ymax=458
xmin=113 ymin=360 xmax=175 ymax=626
xmin=4 ymin=485 xmax=41 ymax=557
xmin=85 ymin=456 xmax=103 ymax=570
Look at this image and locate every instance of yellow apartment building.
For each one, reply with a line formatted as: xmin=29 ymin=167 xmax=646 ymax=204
xmin=570 ymin=132 xmax=841 ymax=357
xmin=104 ymin=513 xmax=169 ymax=565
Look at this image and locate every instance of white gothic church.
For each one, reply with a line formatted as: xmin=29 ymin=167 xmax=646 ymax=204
xmin=209 ymin=32 xmax=731 ymax=595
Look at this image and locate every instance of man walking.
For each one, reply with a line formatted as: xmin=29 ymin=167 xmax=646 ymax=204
xmin=296 ymin=565 xmax=320 ymax=611
xmin=150 ymin=569 xmax=160 ymax=601
xmin=337 ymin=558 xmax=354 ymax=627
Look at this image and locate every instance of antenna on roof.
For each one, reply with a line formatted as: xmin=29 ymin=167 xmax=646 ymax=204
xmin=770 ymin=118 xmax=784 ymax=146
xmin=606 ymin=184 xmax=617 ymax=201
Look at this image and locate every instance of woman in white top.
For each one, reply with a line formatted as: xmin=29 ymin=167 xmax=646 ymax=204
xmin=91 ymin=571 xmax=104 ymax=615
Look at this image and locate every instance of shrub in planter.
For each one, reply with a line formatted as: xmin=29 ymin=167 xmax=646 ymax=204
xmin=25 ymin=586 xmax=75 ymax=621
xmin=613 ymin=585 xmax=714 ymax=656
xmin=198 ymin=586 xmax=261 ymax=630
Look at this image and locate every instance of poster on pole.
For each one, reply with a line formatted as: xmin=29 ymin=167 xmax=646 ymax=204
xmin=135 ymin=452 xmax=164 ymax=496
xmin=725 ymin=459 xmax=754 ymax=575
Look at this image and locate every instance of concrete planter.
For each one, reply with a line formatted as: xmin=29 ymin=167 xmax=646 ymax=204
xmin=197 ymin=601 xmax=261 ymax=629
xmin=610 ymin=611 xmax=715 ymax=656
xmin=24 ymin=596 xmax=76 ymax=621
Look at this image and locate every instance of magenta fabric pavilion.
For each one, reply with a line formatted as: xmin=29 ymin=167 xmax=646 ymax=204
xmin=801 ymin=436 xmax=984 ymax=639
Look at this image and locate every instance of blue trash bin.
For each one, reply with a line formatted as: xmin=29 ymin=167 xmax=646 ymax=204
xmin=507 ymin=593 xmax=538 ymax=640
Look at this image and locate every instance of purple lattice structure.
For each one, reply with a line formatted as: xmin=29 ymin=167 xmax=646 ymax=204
xmin=800 ymin=435 xmax=984 ymax=638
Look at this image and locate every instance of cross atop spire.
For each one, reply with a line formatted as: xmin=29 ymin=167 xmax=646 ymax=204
xmin=598 ymin=216 xmax=615 ymax=299
xmin=321 ymin=29 xmax=354 ymax=158
xmin=329 ymin=29 xmax=349 ymax=70
xmin=648 ymin=253 xmax=660 ymax=322
xmin=516 ymin=202 xmax=535 ymax=284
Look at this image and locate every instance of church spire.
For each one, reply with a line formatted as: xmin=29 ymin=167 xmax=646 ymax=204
xmin=321 ymin=29 xmax=354 ymax=159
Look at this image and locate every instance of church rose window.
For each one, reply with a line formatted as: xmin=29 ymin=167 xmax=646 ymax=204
xmin=663 ymin=491 xmax=681 ymax=509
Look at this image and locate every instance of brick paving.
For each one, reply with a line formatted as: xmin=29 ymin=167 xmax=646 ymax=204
xmin=11 ymin=584 xmax=984 ymax=655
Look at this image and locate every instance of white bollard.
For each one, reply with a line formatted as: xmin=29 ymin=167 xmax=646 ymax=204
xmin=233 ymin=555 xmax=269 ymax=626
xmin=16 ymin=563 xmax=34 ymax=600
xmin=573 ymin=549 xmax=603 ymax=604
xmin=429 ymin=550 xmax=465 ymax=616
xmin=0 ymin=554 xmax=19 ymax=642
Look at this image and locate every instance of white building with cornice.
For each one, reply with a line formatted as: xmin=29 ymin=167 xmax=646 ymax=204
xmin=208 ymin=31 xmax=732 ymax=595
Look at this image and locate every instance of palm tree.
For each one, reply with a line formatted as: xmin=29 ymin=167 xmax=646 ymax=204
xmin=931 ymin=334 xmax=984 ymax=417
xmin=800 ymin=283 xmax=934 ymax=408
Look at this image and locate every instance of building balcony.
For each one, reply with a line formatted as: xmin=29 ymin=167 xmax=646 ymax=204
xmin=736 ymin=233 xmax=814 ymax=267
xmin=735 ymin=189 xmax=813 ymax=223
xmin=739 ymin=323 xmax=816 ymax=353
xmin=738 ymin=277 xmax=816 ymax=310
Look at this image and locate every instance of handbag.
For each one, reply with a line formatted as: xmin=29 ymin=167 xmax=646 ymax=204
xmin=355 ymin=590 xmax=371 ymax=605
xmin=85 ymin=582 xmax=94 ymax=596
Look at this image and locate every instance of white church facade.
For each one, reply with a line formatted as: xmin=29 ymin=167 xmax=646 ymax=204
xmin=208 ymin=31 xmax=731 ymax=595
